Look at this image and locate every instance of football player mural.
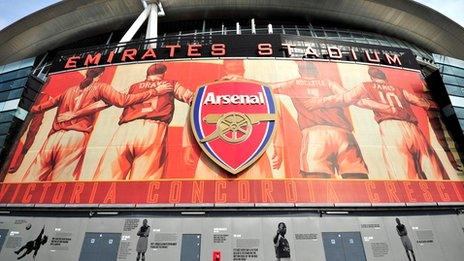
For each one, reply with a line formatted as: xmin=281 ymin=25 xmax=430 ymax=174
xmin=19 ymin=67 xmax=158 ymax=182
xmin=2 ymin=59 xmax=461 ymax=185
xmin=269 ymin=62 xmax=394 ymax=179
xmin=310 ymin=66 xmax=449 ymax=180
xmin=93 ymin=64 xmax=193 ymax=180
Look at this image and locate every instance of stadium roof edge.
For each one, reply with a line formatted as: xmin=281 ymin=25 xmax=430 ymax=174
xmin=0 ymin=0 xmax=464 ymax=64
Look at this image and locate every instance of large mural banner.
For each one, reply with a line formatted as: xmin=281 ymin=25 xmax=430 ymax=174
xmin=1 ymin=59 xmax=463 ymax=204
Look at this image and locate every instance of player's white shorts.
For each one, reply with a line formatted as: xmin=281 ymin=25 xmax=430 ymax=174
xmin=22 ymin=130 xmax=88 ymax=181
xmin=379 ymin=120 xmax=448 ymax=180
xmin=300 ymin=125 xmax=368 ymax=179
xmin=94 ymin=119 xmax=168 ymax=180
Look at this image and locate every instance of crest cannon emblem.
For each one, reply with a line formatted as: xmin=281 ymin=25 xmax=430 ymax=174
xmin=201 ymin=112 xmax=276 ymax=143
xmin=191 ymin=81 xmax=277 ymax=174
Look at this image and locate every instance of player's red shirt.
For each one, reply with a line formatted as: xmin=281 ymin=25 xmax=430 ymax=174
xmin=119 ymin=79 xmax=192 ymax=125
xmin=363 ymin=82 xmax=418 ymax=124
xmin=277 ymin=78 xmax=353 ymax=131
xmin=33 ymin=82 xmax=153 ymax=133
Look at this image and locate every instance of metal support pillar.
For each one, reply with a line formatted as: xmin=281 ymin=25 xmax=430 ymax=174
xmin=251 ymin=18 xmax=256 ymax=34
xmin=120 ymin=0 xmax=164 ymax=47
xmin=120 ymin=6 xmax=151 ymax=43
xmin=147 ymin=4 xmax=158 ymax=39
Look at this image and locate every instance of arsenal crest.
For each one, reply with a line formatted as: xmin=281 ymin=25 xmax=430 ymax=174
xmin=191 ymin=80 xmax=277 ymax=174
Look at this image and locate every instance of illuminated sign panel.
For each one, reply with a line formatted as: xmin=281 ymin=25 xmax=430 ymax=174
xmin=51 ymin=35 xmax=418 ymax=72
xmin=1 ymin=56 xmax=463 ymax=205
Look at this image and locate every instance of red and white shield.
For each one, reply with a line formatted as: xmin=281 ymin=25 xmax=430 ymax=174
xmin=190 ymin=80 xmax=277 ymax=174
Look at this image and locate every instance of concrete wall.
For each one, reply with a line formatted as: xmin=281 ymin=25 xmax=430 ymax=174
xmin=0 ymin=211 xmax=463 ymax=260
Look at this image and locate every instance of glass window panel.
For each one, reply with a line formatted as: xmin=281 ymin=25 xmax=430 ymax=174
xmin=442 ymin=66 xmax=455 ymax=75
xmin=0 ymin=72 xmax=14 ymax=83
xmin=20 ymin=58 xmax=35 ymax=68
xmin=15 ymin=107 xmax=28 ymax=120
xmin=446 ymin=56 xmax=464 ymax=68
xmin=2 ymin=61 xmax=21 ymax=74
xmin=2 ymin=98 xmax=20 ymax=111
xmin=0 ymin=91 xmax=8 ymax=101
xmin=0 ymin=135 xmax=5 ymax=147
xmin=16 ymin=67 xmax=32 ymax=78
xmin=338 ymin=31 xmax=351 ymax=38
xmin=298 ymin=29 xmax=312 ymax=36
xmin=0 ymin=77 xmax=27 ymax=91
xmin=450 ymin=95 xmax=464 ymax=107
xmin=0 ymin=67 xmax=31 ymax=83
xmin=326 ymin=31 xmax=338 ymax=37
xmin=443 ymin=75 xmax=459 ymax=85
xmin=8 ymin=89 xmax=23 ymax=100
xmin=255 ymin=28 xmax=268 ymax=34
xmin=452 ymin=67 xmax=464 ymax=78
xmin=0 ymin=122 xmax=10 ymax=135
xmin=445 ymin=85 xmax=464 ymax=97
xmin=0 ymin=110 xmax=15 ymax=123
xmin=454 ymin=107 xmax=464 ymax=118
xmin=11 ymin=77 xmax=28 ymax=89
xmin=459 ymin=119 xmax=464 ymax=129
xmin=283 ymin=28 xmax=297 ymax=35
xmin=313 ymin=30 xmax=325 ymax=37
xmin=273 ymin=27 xmax=283 ymax=34
xmin=351 ymin=32 xmax=363 ymax=38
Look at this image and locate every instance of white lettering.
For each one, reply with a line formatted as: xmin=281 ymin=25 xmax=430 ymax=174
xmin=203 ymin=92 xmax=266 ymax=105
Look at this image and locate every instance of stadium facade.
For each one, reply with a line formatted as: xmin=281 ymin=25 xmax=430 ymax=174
xmin=0 ymin=0 xmax=463 ymax=260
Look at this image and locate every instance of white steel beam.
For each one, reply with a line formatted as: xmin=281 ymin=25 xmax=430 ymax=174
xmin=119 ymin=5 xmax=151 ymax=43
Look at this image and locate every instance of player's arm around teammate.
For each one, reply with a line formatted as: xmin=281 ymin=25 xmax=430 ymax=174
xmin=30 ymin=92 xmax=63 ymax=113
xmin=302 ymin=83 xmax=394 ymax=113
xmin=326 ymin=81 xmax=394 ymax=112
xmin=402 ymin=89 xmax=437 ymax=109
xmin=267 ymin=79 xmax=297 ymax=96
xmin=56 ymin=82 xmax=174 ymax=122
xmin=57 ymin=100 xmax=109 ymax=123
xmin=172 ymin=81 xmax=194 ymax=104
xmin=97 ymin=82 xmax=170 ymax=107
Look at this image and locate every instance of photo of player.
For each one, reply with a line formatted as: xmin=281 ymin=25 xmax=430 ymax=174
xmin=14 ymin=226 xmax=48 ymax=260
xmin=182 ymin=60 xmax=283 ymax=179
xmin=20 ymin=67 xmax=158 ymax=181
xmin=93 ymin=63 xmax=193 ymax=180
xmin=270 ymin=61 xmax=391 ymax=179
xmin=273 ymin=222 xmax=290 ymax=261
xmin=395 ymin=218 xmax=416 ymax=261
xmin=312 ymin=66 xmax=449 ymax=180
xmin=136 ymin=219 xmax=150 ymax=261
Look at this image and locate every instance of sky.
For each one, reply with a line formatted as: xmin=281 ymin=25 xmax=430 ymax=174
xmin=415 ymin=0 xmax=464 ymax=27
xmin=0 ymin=0 xmax=463 ymax=30
xmin=0 ymin=0 xmax=60 ymax=30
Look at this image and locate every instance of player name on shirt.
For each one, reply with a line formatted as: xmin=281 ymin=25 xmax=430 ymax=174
xmin=137 ymin=81 xmax=166 ymax=89
xmin=371 ymin=82 xmax=396 ymax=92
xmin=295 ymin=78 xmax=326 ymax=87
xmin=203 ymin=92 xmax=265 ymax=105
